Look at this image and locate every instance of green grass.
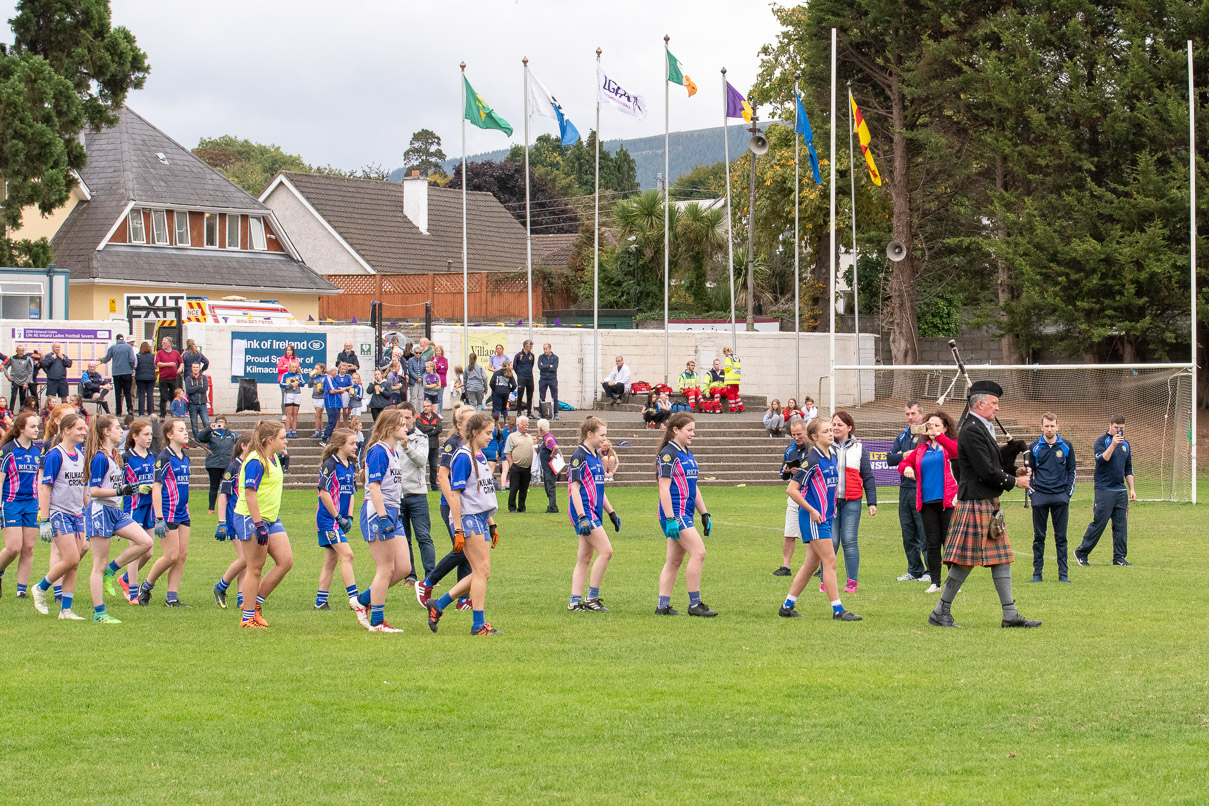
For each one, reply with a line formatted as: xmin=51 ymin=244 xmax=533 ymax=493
xmin=3 ymin=486 xmax=1207 ymax=805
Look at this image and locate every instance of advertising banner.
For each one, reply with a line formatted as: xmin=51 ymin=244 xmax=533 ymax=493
xmin=8 ymin=326 xmax=113 ymax=383
xmin=230 ymin=331 xmax=327 ymax=383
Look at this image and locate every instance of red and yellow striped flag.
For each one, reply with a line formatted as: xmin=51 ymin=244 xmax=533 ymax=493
xmin=849 ymin=91 xmax=881 ymax=186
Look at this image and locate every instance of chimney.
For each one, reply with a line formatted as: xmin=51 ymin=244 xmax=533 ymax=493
xmin=402 ymin=171 xmax=428 ymax=233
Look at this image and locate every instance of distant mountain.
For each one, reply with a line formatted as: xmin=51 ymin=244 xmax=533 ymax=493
xmin=388 ymin=123 xmax=782 ymax=190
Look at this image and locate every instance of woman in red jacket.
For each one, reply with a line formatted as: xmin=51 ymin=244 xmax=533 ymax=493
xmin=898 ymin=411 xmax=958 ymax=593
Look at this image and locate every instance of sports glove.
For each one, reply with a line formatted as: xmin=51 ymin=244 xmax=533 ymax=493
xmin=154 ymin=519 xmax=168 ymax=539
xmin=489 ymin=523 xmax=499 ymax=549
xmin=138 ymin=484 xmax=153 ymax=495
xmin=214 ymin=523 xmax=228 ymax=541
xmin=117 ymin=482 xmax=138 ymax=497
xmin=279 ymin=452 xmax=291 ymax=473
xmin=608 ymin=511 xmax=622 ymax=533
xmin=661 ymin=517 xmax=681 ymax=539
xmin=575 ymin=516 xmax=593 ymax=536
xmin=254 ymin=520 xmax=270 ymax=545
xmin=453 ymin=528 xmax=465 ymax=553
xmin=337 ymin=515 xmax=353 ymax=534
xmin=38 ymin=518 xmax=54 ymax=543
xmin=702 ymin=512 xmax=712 ymax=537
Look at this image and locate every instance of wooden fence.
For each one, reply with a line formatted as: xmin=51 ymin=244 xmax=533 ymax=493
xmin=318 ymin=273 xmax=575 ymax=323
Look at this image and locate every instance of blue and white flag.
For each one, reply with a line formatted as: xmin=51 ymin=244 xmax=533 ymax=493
xmin=795 ymin=91 xmax=823 ymax=185
xmin=526 ymin=70 xmax=581 ymax=146
xmin=597 ymin=63 xmax=647 ymax=120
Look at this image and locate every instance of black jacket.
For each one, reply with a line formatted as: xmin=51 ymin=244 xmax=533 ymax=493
xmin=135 ymin=352 xmax=157 ymax=381
xmin=40 ymin=353 xmax=72 ymax=380
xmin=956 ymin=414 xmax=1017 ymax=502
xmin=490 ymin=370 xmax=517 ymax=395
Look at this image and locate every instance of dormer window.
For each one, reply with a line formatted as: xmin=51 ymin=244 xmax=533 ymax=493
xmin=128 ymin=208 xmax=146 ymax=243
xmin=226 ymin=214 xmax=240 ymax=249
xmin=151 ymin=210 xmax=168 ymax=245
xmin=249 ymin=216 xmax=267 ymax=251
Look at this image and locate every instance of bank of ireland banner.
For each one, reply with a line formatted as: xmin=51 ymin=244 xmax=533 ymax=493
xmin=231 ymin=331 xmax=327 ymax=383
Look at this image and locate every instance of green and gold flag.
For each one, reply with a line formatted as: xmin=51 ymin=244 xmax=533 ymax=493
xmin=463 ymin=75 xmax=513 ymax=136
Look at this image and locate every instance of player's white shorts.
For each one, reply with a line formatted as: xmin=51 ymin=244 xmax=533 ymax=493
xmin=783 ymin=497 xmax=801 ymax=538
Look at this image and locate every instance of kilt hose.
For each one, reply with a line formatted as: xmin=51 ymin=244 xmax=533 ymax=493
xmin=943 ymin=498 xmax=1014 ymax=567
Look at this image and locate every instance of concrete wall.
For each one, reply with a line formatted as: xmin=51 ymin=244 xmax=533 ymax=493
xmin=433 ymin=325 xmax=877 ymax=410
xmin=70 ymin=284 xmax=322 ymax=325
xmin=262 ymin=184 xmax=369 ymax=275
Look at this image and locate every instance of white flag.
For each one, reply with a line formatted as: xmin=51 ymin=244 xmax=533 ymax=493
xmin=596 ymin=64 xmax=647 ymax=120
xmin=526 ymin=71 xmax=558 ymax=120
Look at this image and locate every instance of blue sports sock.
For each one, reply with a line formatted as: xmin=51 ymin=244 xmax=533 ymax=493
xmin=140 ymin=580 xmax=153 ymax=592
xmin=569 ymin=594 xmax=582 ymax=606
xmin=17 ymin=583 xmax=27 ymax=595
xmin=784 ymin=593 xmax=799 ymax=609
xmin=345 ymin=584 xmax=358 ymax=599
xmin=434 ymin=592 xmax=454 ymax=612
xmin=94 ymin=605 xmax=105 ymax=615
xmin=658 ymin=595 xmax=671 ymax=609
xmin=237 ymin=592 xmax=244 ymax=607
xmin=688 ymin=591 xmax=702 ymax=606
xmin=472 ymin=609 xmax=485 ymax=630
xmin=166 ymin=591 xmax=178 ymax=603
xmin=457 ymin=596 xmax=469 ymax=606
xmin=242 ymin=608 xmax=255 ymax=621
xmin=421 ymin=578 xmax=431 ymax=588
xmin=370 ymin=604 xmax=384 ymax=626
xmin=216 ymin=578 xmax=230 ymax=592
xmin=37 ymin=577 xmax=51 ymax=592
xmin=316 ymin=590 xmax=329 ymax=607
xmin=121 ymin=572 xmax=128 ymax=584
xmin=832 ymin=600 xmax=845 ymax=615
xmin=106 ymin=560 xmax=120 ymax=574
xmin=53 ymin=584 xmax=63 ymax=597
xmin=256 ymin=594 xmax=265 ymax=606
xmin=588 ymin=586 xmax=600 ymax=599
xmin=358 ymin=588 xmax=372 ymax=606
xmin=61 ymin=593 xmax=73 ymax=611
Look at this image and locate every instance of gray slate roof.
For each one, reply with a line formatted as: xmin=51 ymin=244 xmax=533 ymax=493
xmin=52 ymin=107 xmax=336 ymax=293
xmin=275 ymin=171 xmax=527 ymax=274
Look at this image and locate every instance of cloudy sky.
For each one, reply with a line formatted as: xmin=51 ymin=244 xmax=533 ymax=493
xmin=3 ymin=0 xmax=784 ymax=170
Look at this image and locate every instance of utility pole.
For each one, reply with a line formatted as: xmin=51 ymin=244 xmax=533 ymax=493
xmin=745 ymin=99 xmax=761 ymax=331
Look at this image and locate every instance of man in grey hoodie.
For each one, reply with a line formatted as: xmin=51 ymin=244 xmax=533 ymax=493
xmin=4 ymin=345 xmax=36 ymax=409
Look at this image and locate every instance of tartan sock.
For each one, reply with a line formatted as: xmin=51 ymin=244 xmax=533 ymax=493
xmin=991 ymin=563 xmax=1019 ymax=620
xmin=935 ymin=565 xmax=970 ymax=616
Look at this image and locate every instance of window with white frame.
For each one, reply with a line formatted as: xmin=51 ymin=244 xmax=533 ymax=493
xmin=151 ymin=209 xmax=168 ymax=245
xmin=249 ymin=216 xmax=267 ymax=251
xmin=128 ymin=208 xmax=146 ymax=243
xmin=175 ymin=210 xmax=190 ymax=245
xmin=226 ymin=213 xmax=240 ymax=249
xmin=204 ymin=213 xmax=218 ymax=247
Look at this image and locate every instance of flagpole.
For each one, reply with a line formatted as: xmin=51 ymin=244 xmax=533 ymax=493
xmin=848 ymin=84 xmax=860 ymax=406
xmin=828 ymin=28 xmax=837 ymax=416
xmin=793 ymin=71 xmax=801 ymax=404
xmin=594 ymin=47 xmax=602 ymax=407
xmin=663 ymin=35 xmax=671 ymax=385
xmin=460 ymin=61 xmax=469 ymax=372
xmin=523 ymin=57 xmax=534 ymax=342
xmin=1189 ymin=39 xmax=1198 ymax=505
xmin=722 ymin=67 xmax=736 ymax=351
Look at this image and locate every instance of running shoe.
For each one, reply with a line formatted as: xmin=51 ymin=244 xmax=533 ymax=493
xmin=353 ymin=604 xmax=370 ymax=628
xmin=31 ymin=585 xmax=49 ymax=615
xmin=16 ymin=590 xmax=27 ymax=599
xmin=925 ymin=583 xmax=942 ymax=594
xmin=778 ymin=605 xmax=802 ymax=618
xmin=471 ymin=622 xmax=501 ymax=635
xmin=314 ymin=602 xmax=331 ymax=610
xmin=137 ymin=586 xmax=151 ymax=606
xmin=581 ymin=598 xmax=609 ymax=612
xmin=427 ymin=603 xmax=443 ymax=633
xmin=368 ymin=622 xmax=403 ymax=633
xmin=654 ymin=605 xmax=681 ymax=616
xmin=348 ymin=596 xmax=360 ymax=611
xmin=415 ymin=580 xmax=433 ymax=608
xmin=456 ymin=598 xmax=472 ymax=611
xmin=896 ymin=573 xmax=918 ymax=581
xmin=772 ymin=566 xmax=791 ymax=577
xmin=102 ymin=567 xmax=118 ymax=598
xmin=687 ymin=602 xmax=718 ymax=617
xmin=844 ymin=579 xmax=858 ymax=594
xmin=833 ymin=610 xmax=863 ymax=621
xmin=94 ymin=611 xmax=122 ymax=624
xmin=253 ymin=606 xmax=268 ymax=627
xmin=165 ymin=600 xmax=190 ymax=608
xmin=240 ymin=617 xmax=267 ymax=629
xmin=127 ymin=593 xmax=139 ymax=605
xmin=213 ymin=584 xmax=227 ymax=609
xmin=1059 ymin=576 xmax=1072 ymax=583
xmin=1113 ymin=559 xmax=1133 ymax=567
xmin=567 ymin=601 xmax=584 ymax=611
xmin=819 ymin=583 xmax=826 ymax=593
xmin=1074 ymin=552 xmax=1089 ymax=566
xmin=1002 ymin=614 xmax=1042 ymax=628
xmin=1029 ymin=574 xmax=1043 ymax=583
xmin=118 ymin=574 xmax=131 ymax=599
xmin=928 ymin=612 xmax=960 ymax=628
xmin=919 ymin=574 xmax=932 ymax=583
xmin=58 ymin=609 xmax=85 ymax=620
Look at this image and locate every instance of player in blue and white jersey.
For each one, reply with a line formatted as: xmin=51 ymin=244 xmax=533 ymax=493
xmin=315 ymin=428 xmax=360 ymax=612
xmin=654 ymin=412 xmax=715 ymax=618
xmin=211 ymin=433 xmax=251 ymax=610
xmin=138 ymin=417 xmax=191 ymax=607
xmin=567 ymin=416 xmax=620 ymax=613
xmin=31 ymin=412 xmax=89 ymax=619
xmin=415 ymin=403 xmax=474 ymax=610
xmin=778 ymin=417 xmax=861 ymax=622
xmin=0 ymin=412 xmax=42 ymax=599
xmin=118 ymin=421 xmax=156 ymax=604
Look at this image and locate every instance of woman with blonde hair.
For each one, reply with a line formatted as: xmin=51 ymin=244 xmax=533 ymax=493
xmin=30 ymin=412 xmax=88 ymax=619
xmin=567 ymin=416 xmax=620 ymax=612
xmin=654 ymin=413 xmax=715 ymax=617
xmin=232 ymin=420 xmax=293 ymax=628
xmin=137 ymin=417 xmax=192 ymax=607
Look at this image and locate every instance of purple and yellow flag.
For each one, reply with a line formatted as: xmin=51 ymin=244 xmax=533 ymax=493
xmin=725 ymin=82 xmax=752 ymax=123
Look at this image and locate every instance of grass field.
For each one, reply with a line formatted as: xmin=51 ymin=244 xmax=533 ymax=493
xmin=3 ymin=484 xmax=1208 ymax=805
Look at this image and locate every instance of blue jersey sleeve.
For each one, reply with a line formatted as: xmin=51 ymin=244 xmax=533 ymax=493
xmin=365 ymin=445 xmax=388 ymax=485
xmin=439 ymin=438 xmax=460 ymax=469
xmin=318 ymin=457 xmax=338 ymax=492
xmin=218 ymin=466 xmax=238 ymax=497
xmin=41 ymin=448 xmax=63 ymax=486
xmin=88 ymin=453 xmax=111 ymax=488
xmin=656 ymin=450 xmax=677 ymax=479
xmin=791 ymin=467 xmax=809 ymax=488
xmin=243 ymin=458 xmax=265 ymax=491
xmin=450 ymin=452 xmax=472 ymax=491
xmin=567 ymin=449 xmax=588 ymax=484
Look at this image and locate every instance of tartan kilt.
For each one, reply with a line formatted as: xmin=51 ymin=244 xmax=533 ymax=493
xmin=943 ymin=498 xmax=1014 ymax=566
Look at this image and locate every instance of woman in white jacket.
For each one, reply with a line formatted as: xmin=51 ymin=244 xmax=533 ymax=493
xmin=829 ymin=411 xmax=877 ymax=593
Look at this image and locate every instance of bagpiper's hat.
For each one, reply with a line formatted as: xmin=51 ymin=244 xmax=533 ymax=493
xmin=969 ymin=379 xmax=1003 ymax=398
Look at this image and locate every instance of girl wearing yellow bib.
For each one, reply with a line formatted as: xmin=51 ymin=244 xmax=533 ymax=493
xmin=233 ymin=421 xmax=294 ymax=628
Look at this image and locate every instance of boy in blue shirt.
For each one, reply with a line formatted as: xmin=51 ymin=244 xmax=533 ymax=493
xmin=1027 ymin=412 xmax=1076 ymax=582
xmin=1075 ymin=414 xmax=1135 ymax=567
xmin=319 ymin=366 xmax=345 ymax=447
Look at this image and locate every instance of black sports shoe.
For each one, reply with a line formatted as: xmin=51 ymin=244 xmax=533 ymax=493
xmin=213 ymin=584 xmax=227 ymax=609
xmin=164 ymin=600 xmax=190 ymax=608
xmin=654 ymin=606 xmax=682 ymax=616
xmin=546 ymin=506 xmax=559 ymax=514
xmin=687 ymin=601 xmax=718 ymax=618
xmin=928 ymin=611 xmax=960 ymax=628
xmin=567 ymin=601 xmax=585 ymax=611
xmin=1113 ymin=559 xmax=1133 ymax=567
xmin=833 ymin=610 xmax=863 ymax=621
xmin=778 ymin=605 xmax=802 ymax=618
xmin=314 ymin=602 xmax=331 ymax=610
xmin=16 ymin=590 xmax=28 ymax=599
xmin=582 ymin=598 xmax=609 ymax=612
xmin=772 ymin=566 xmax=791 ymax=577
xmin=1074 ymin=552 xmax=1089 ymax=566
xmin=1002 ymin=615 xmax=1042 ymax=628
xmin=471 ymin=622 xmax=501 ymax=635
xmin=137 ymin=586 xmax=151 ymax=607
xmin=54 ymin=592 xmax=62 ymax=605
xmin=427 ymin=603 xmax=443 ymax=633
xmin=508 ymin=507 xmax=517 ymax=513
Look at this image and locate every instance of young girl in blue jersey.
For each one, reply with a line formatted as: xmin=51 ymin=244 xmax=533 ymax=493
xmin=39 ymin=403 xmax=81 ymax=604
xmin=567 ymin=416 xmax=620 ymax=612
xmin=349 ymin=409 xmax=411 ymax=633
xmin=234 ymin=421 xmax=293 ymax=628
xmin=316 ymin=428 xmax=360 ymax=612
xmin=655 ymin=412 xmax=716 ymax=617
xmin=31 ymin=413 xmax=89 ymax=619
xmin=0 ymin=412 xmax=42 ymax=599
xmin=84 ymin=414 xmax=154 ymax=623
xmin=138 ymin=417 xmax=192 ymax=607
xmin=426 ymin=412 xmax=500 ymax=636
xmin=415 ymin=403 xmax=474 ymax=611
xmin=118 ymin=421 xmax=156 ymax=603
xmin=778 ymin=417 xmax=862 ymax=621
xmin=211 ymin=433 xmax=252 ymax=610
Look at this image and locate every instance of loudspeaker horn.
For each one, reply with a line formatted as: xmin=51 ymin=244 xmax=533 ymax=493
xmin=885 ymin=240 xmax=907 ymax=262
xmin=748 ymin=134 xmax=769 ymax=156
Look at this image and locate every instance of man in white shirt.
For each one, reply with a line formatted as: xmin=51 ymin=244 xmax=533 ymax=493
xmin=601 ymin=356 xmax=631 ymax=405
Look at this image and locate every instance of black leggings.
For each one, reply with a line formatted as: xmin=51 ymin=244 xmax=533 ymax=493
xmin=207 ymin=467 xmax=225 ymax=510
xmin=136 ymin=380 xmax=155 ymax=415
xmin=920 ymin=500 xmax=953 ymax=585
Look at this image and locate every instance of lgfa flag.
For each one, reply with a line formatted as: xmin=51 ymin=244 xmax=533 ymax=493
xmin=725 ymin=82 xmax=752 ymax=123
xmin=666 ymin=50 xmax=697 ymax=97
xmin=597 ymin=64 xmax=647 ymax=119
xmin=794 ymin=91 xmax=823 ymax=185
xmin=526 ymin=70 xmax=580 ymax=146
xmin=849 ymin=91 xmax=881 ymax=186
xmin=464 ymin=75 xmax=514 ymax=136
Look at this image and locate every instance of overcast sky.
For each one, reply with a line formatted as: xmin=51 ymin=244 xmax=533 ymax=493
xmin=3 ymin=0 xmax=784 ymax=170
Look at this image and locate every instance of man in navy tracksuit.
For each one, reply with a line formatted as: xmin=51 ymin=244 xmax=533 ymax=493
xmin=887 ymin=401 xmax=928 ymax=581
xmin=1027 ymin=413 xmax=1076 ymax=582
xmin=512 ymin=340 xmax=536 ymax=417
xmin=537 ymin=343 xmax=559 ymax=419
xmin=1076 ymin=415 xmax=1135 ymax=567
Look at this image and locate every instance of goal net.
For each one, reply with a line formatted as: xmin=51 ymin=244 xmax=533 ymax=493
xmin=825 ymin=364 xmax=1193 ymax=503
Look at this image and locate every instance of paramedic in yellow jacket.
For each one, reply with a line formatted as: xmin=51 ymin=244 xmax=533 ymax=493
xmin=676 ymin=360 xmax=703 ymax=411
xmin=721 ymin=346 xmax=744 ymax=413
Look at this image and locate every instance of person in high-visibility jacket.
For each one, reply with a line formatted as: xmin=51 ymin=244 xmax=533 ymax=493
xmin=677 ymin=360 xmax=703 ymax=412
xmin=721 ymin=346 xmax=744 ymax=413
xmin=703 ymin=360 xmax=726 ymax=413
